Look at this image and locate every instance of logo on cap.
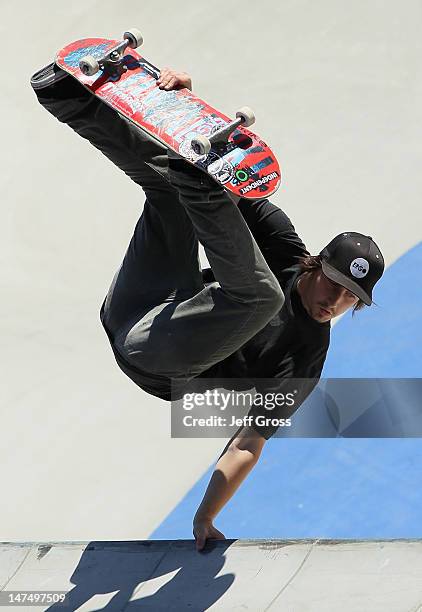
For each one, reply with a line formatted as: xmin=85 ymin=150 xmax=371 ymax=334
xmin=350 ymin=258 xmax=369 ymax=279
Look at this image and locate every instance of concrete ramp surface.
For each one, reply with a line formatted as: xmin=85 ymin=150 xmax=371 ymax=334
xmin=1 ymin=539 xmax=422 ymax=611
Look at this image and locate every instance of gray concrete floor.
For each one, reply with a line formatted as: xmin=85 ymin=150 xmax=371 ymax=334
xmin=1 ymin=540 xmax=422 ymax=611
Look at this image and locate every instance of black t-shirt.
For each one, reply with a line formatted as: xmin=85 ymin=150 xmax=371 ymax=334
xmin=108 ymin=198 xmax=331 ymax=439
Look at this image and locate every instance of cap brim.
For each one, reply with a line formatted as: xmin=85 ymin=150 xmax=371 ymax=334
xmin=321 ymin=260 xmax=372 ymax=306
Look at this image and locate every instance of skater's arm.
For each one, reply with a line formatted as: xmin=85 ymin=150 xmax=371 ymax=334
xmin=193 ymin=426 xmax=265 ymax=551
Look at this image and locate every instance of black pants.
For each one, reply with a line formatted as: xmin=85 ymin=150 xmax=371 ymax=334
xmin=32 ymin=67 xmax=284 ymax=381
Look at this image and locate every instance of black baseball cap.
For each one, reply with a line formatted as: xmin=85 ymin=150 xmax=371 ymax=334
xmin=319 ymin=232 xmax=384 ymax=306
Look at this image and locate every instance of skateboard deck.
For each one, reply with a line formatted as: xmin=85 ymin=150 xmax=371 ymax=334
xmin=56 ymin=36 xmax=282 ymax=200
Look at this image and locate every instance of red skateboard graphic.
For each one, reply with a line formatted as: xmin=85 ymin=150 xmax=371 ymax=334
xmin=55 ymin=29 xmax=282 ymax=200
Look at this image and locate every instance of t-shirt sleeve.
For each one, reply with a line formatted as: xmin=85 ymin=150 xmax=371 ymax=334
xmin=237 ymin=199 xmax=309 ymax=280
xmin=202 ymin=198 xmax=309 ymax=285
xmin=247 ymin=342 xmax=329 ymax=440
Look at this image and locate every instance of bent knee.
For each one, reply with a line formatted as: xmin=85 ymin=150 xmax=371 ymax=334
xmin=269 ymin=284 xmax=285 ymax=312
xmin=258 ymin=274 xmax=285 ymax=310
xmin=262 ymin=284 xmax=285 ymax=320
xmin=248 ymin=279 xmax=284 ymax=330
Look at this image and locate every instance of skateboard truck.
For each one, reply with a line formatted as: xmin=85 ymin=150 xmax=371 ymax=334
xmin=190 ymin=106 xmax=256 ymax=156
xmin=79 ymin=28 xmax=143 ymax=77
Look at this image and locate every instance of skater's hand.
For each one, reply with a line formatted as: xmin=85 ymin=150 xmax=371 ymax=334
xmin=193 ymin=515 xmax=226 ymax=552
xmin=157 ymin=67 xmax=192 ymax=91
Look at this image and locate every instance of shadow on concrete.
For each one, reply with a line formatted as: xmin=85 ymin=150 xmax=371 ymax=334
xmin=46 ymin=539 xmax=235 ymax=611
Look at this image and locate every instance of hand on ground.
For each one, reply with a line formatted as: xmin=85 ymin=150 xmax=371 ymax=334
xmin=193 ymin=516 xmax=226 ymax=552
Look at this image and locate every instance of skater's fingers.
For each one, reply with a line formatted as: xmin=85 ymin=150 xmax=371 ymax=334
xmin=157 ymin=67 xmax=170 ymax=85
xmin=157 ymin=78 xmax=172 ymax=89
xmin=157 ymin=68 xmax=192 ymax=91
xmin=166 ymin=77 xmax=178 ymax=89
xmin=193 ymin=525 xmax=207 ymax=552
xmin=195 ymin=533 xmax=206 ymax=551
xmin=161 ymin=76 xmax=178 ymax=90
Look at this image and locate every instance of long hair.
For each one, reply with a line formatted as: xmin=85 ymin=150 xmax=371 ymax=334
xmin=298 ymin=255 xmax=366 ymax=316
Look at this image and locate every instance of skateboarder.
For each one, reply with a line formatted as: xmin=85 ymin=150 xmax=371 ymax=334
xmin=31 ymin=63 xmax=385 ymax=551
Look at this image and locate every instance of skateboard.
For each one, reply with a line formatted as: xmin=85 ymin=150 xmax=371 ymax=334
xmin=55 ymin=29 xmax=282 ymax=200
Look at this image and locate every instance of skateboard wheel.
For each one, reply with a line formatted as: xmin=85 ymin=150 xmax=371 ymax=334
xmin=191 ymin=135 xmax=211 ymax=156
xmin=124 ymin=28 xmax=143 ymax=49
xmin=236 ymin=106 xmax=255 ymax=127
xmin=79 ymin=55 xmax=100 ymax=76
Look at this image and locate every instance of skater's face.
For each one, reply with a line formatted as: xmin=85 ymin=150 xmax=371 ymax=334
xmin=298 ymin=270 xmax=359 ymax=323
